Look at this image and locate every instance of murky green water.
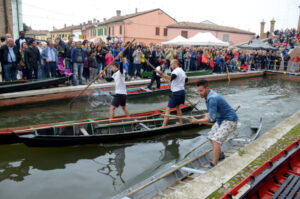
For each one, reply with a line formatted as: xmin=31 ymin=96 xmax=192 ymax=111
xmin=0 ymin=76 xmax=299 ymax=199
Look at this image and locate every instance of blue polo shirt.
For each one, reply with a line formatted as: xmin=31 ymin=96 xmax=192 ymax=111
xmin=206 ymin=89 xmax=238 ymax=125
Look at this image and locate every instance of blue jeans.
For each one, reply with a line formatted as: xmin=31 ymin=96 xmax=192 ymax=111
xmin=73 ymin=62 xmax=84 ymax=85
xmin=184 ymin=60 xmax=190 ymax=71
xmin=49 ymin=62 xmax=57 ymax=78
xmin=28 ymin=65 xmax=38 ymax=80
xmin=291 ymin=62 xmax=298 ymax=73
xmin=134 ymin=63 xmax=142 ymax=77
xmin=3 ymin=63 xmax=17 ymax=81
xmin=97 ymin=62 xmax=102 ymax=75
xmin=43 ymin=63 xmax=50 ymax=78
xmin=65 ymin=58 xmax=72 ymax=72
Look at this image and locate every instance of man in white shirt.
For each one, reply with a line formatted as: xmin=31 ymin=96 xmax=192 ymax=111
xmin=156 ymin=59 xmax=188 ymax=127
xmin=147 ymin=60 xmax=166 ymax=90
xmin=104 ymin=54 xmax=130 ymax=120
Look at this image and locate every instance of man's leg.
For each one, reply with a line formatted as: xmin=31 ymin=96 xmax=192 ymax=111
xmin=72 ymin=63 xmax=78 ymax=85
xmin=211 ymin=140 xmax=222 ymax=165
xmin=162 ymin=107 xmax=171 ymax=127
xmin=147 ymin=74 xmax=155 ymax=89
xmin=176 ymin=105 xmax=183 ymax=124
xmin=121 ymin=106 xmax=130 ymax=118
xmin=78 ymin=63 xmax=83 ymax=84
xmin=109 ymin=105 xmax=116 ymax=120
xmin=156 ymin=76 xmax=161 ymax=89
xmin=3 ymin=64 xmax=11 ymax=81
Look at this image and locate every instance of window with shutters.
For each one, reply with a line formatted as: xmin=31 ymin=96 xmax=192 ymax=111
xmin=181 ymin=31 xmax=188 ymax=38
xmin=163 ymin=28 xmax=168 ymax=36
xmin=155 ymin=27 xmax=160 ymax=36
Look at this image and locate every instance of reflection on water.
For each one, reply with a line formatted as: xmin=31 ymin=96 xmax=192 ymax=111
xmin=0 ymin=76 xmax=299 ymax=199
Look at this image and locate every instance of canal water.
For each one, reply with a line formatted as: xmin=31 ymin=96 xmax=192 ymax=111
xmin=0 ymin=76 xmax=299 ymax=199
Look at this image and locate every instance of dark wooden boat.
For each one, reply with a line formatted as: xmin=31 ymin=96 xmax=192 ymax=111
xmin=221 ymin=138 xmax=300 ymax=199
xmin=0 ymin=104 xmax=193 ymax=145
xmin=112 ymin=118 xmax=263 ymax=199
xmin=0 ymin=80 xmax=28 ymax=86
xmin=0 ymin=76 xmax=69 ymax=94
xmin=93 ymin=84 xmax=171 ymax=99
xmin=17 ymin=109 xmax=207 ymax=147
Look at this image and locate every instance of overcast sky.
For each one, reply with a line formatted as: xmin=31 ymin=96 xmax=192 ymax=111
xmin=23 ymin=0 xmax=299 ymax=34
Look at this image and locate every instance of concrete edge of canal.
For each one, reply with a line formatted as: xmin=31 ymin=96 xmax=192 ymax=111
xmin=159 ymin=110 xmax=300 ymax=199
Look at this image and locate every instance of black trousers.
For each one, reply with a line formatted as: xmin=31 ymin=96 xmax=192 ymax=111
xmin=148 ymin=75 xmax=160 ymax=89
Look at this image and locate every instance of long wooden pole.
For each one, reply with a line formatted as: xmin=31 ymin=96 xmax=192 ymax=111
xmin=69 ymin=39 xmax=136 ymax=109
xmin=162 ymin=114 xmax=213 ymax=126
xmin=128 ymin=149 xmax=212 ymax=196
xmin=144 ymin=58 xmax=196 ymax=107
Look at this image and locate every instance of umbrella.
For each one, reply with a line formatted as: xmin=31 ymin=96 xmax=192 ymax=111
xmin=238 ymin=39 xmax=278 ymax=51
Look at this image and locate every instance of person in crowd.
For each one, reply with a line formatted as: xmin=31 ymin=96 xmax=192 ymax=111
xmin=283 ymin=53 xmax=291 ymax=71
xmin=71 ymin=41 xmax=85 ymax=86
xmin=41 ymin=40 xmax=58 ymax=78
xmin=96 ymin=44 xmax=105 ymax=78
xmin=291 ymin=56 xmax=300 ymax=73
xmin=105 ymin=49 xmax=114 ymax=77
xmin=132 ymin=45 xmax=143 ymax=80
xmin=15 ymin=31 xmax=28 ymax=50
xmin=88 ymin=50 xmax=98 ymax=82
xmin=183 ymin=49 xmax=191 ymax=71
xmin=190 ymin=80 xmax=238 ymax=167
xmin=122 ymin=57 xmax=129 ymax=80
xmin=65 ymin=36 xmax=74 ymax=71
xmin=19 ymin=42 xmax=28 ymax=80
xmin=0 ymin=38 xmax=21 ymax=81
xmin=24 ymin=39 xmax=41 ymax=80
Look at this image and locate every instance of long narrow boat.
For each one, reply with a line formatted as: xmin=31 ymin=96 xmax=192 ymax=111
xmin=0 ymin=80 xmax=28 ymax=86
xmin=0 ymin=76 xmax=69 ymax=94
xmin=92 ymin=84 xmax=171 ymax=100
xmin=0 ymin=104 xmax=193 ymax=145
xmin=221 ymin=138 xmax=300 ymax=199
xmin=141 ymin=70 xmax=213 ymax=79
xmin=17 ymin=109 xmax=208 ymax=147
xmin=111 ymin=118 xmax=263 ymax=199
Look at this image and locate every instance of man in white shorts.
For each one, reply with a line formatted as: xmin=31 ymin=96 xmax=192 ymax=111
xmin=190 ymin=80 xmax=238 ymax=167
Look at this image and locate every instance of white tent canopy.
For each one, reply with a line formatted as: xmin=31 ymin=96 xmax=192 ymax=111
xmin=183 ymin=32 xmax=229 ymax=47
xmin=162 ymin=35 xmax=188 ymax=45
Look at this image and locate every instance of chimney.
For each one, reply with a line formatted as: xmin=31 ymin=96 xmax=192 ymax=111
xmin=64 ymin=24 xmax=66 ymax=28
xmin=103 ymin=18 xmax=106 ymax=21
xmin=270 ymin=18 xmax=276 ymax=37
xmin=116 ymin=10 xmax=121 ymax=17
xmin=88 ymin=20 xmax=92 ymax=24
xmin=135 ymin=8 xmax=138 ymax=13
xmin=298 ymin=6 xmax=300 ymax=31
xmin=93 ymin=18 xmax=96 ymax=23
xmin=260 ymin=20 xmax=266 ymax=39
xmin=53 ymin=26 xmax=56 ymax=30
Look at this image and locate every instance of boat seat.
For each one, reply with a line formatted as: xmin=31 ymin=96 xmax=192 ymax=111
xmin=80 ymin=128 xmax=89 ymax=136
xmin=270 ymin=173 xmax=300 ymax=199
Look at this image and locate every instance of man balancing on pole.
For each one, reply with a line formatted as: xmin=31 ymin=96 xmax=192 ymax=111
xmin=103 ymin=53 xmax=129 ymax=120
xmin=156 ymin=59 xmax=188 ymax=127
xmin=145 ymin=60 xmax=167 ymax=91
xmin=189 ymin=80 xmax=238 ymax=167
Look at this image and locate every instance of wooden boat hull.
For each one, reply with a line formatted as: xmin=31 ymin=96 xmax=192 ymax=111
xmin=221 ymin=138 xmax=300 ymax=199
xmin=111 ymin=118 xmax=263 ymax=199
xmin=0 ymin=76 xmax=68 ymax=94
xmin=0 ymin=104 xmax=193 ymax=145
xmin=17 ymin=122 xmax=204 ymax=147
xmin=96 ymin=85 xmax=171 ymax=99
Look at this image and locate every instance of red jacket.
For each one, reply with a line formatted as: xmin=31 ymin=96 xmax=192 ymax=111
xmin=209 ymin=60 xmax=214 ymax=68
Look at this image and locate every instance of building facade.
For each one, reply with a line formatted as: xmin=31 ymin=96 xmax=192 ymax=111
xmin=0 ymin=0 xmax=23 ymax=39
xmin=167 ymin=21 xmax=255 ymax=45
xmin=87 ymin=9 xmax=177 ymax=44
xmin=50 ymin=25 xmax=82 ymax=41
xmin=25 ymin=30 xmax=49 ymax=41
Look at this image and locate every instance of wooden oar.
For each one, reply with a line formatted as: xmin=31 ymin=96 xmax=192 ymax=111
xmin=69 ymin=38 xmax=136 ymax=110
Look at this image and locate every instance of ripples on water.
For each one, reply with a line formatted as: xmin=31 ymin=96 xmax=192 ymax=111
xmin=0 ymin=76 xmax=299 ymax=199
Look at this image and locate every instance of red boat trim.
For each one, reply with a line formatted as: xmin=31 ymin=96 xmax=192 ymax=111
xmin=221 ymin=138 xmax=300 ymax=199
